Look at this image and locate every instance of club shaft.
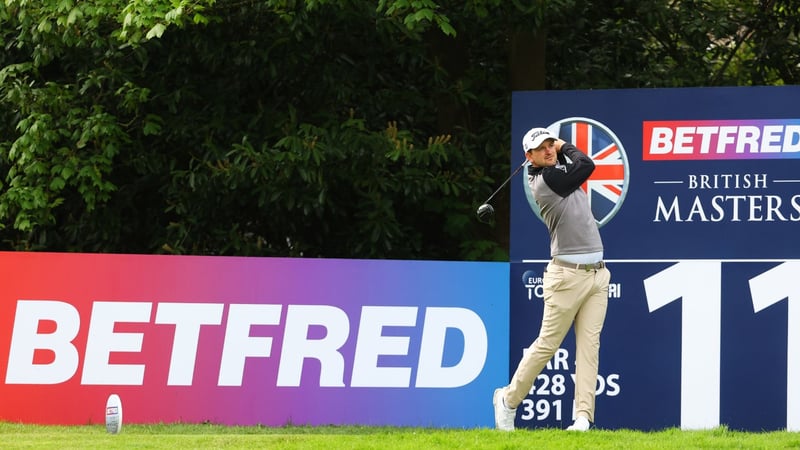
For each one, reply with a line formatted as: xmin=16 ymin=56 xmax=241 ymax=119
xmin=483 ymin=161 xmax=526 ymax=204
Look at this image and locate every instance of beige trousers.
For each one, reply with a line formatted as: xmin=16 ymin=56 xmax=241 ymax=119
xmin=505 ymin=262 xmax=610 ymax=423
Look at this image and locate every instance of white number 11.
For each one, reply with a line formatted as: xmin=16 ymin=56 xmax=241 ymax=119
xmin=749 ymin=262 xmax=800 ymax=432
xmin=643 ymin=261 xmax=799 ymax=431
xmin=644 ymin=261 xmax=721 ymax=430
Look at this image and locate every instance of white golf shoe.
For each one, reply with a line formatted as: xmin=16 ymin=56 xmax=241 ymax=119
xmin=566 ymin=416 xmax=591 ymax=431
xmin=492 ymin=388 xmax=516 ymax=431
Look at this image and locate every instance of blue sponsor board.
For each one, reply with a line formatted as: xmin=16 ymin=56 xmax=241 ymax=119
xmin=510 ymin=86 xmax=800 ymax=431
xmin=511 ymin=260 xmax=795 ymax=431
xmin=511 ymin=86 xmax=800 ymax=261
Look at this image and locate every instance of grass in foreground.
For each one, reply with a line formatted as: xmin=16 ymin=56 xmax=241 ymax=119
xmin=1 ymin=422 xmax=799 ymax=449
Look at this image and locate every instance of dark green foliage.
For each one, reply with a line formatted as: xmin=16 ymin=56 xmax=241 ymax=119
xmin=1 ymin=1 xmax=798 ymax=260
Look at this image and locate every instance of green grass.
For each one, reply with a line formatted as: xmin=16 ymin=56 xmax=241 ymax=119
xmin=1 ymin=422 xmax=799 ymax=449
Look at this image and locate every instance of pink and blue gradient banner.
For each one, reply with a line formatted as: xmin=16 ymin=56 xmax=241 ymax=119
xmin=0 ymin=252 xmax=509 ymax=427
xmin=643 ymin=119 xmax=800 ymax=160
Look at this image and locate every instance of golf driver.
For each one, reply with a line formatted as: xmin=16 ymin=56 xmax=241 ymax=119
xmin=476 ymin=160 xmax=527 ymax=223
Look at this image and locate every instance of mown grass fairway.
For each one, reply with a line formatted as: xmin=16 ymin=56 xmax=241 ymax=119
xmin=1 ymin=422 xmax=799 ymax=449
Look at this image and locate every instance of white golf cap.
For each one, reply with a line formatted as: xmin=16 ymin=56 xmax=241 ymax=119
xmin=522 ymin=127 xmax=556 ymax=152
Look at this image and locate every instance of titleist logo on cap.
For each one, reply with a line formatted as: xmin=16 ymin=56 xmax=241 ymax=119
xmin=529 ymin=130 xmax=550 ymax=139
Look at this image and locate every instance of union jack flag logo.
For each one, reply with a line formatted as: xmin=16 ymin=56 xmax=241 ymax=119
xmin=524 ymin=117 xmax=630 ymax=227
xmin=556 ymin=117 xmax=629 ymax=226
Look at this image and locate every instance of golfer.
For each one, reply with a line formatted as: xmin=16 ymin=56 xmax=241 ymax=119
xmin=493 ymin=127 xmax=611 ymax=432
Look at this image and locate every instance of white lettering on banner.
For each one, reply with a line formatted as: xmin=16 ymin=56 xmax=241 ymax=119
xmin=749 ymin=262 xmax=800 ymax=432
xmin=351 ymin=306 xmax=417 ymax=388
xmin=155 ymin=303 xmax=224 ymax=386
xmin=518 ymin=347 xmax=622 ymax=423
xmin=568 ymin=373 xmax=621 ymax=396
xmin=218 ymin=304 xmax=283 ymax=386
xmin=654 ymin=194 xmax=800 ymax=222
xmin=5 ymin=300 xmax=81 ymax=384
xmin=416 ymin=307 xmax=487 ymax=388
xmin=687 ymin=173 xmax=768 ymax=189
xmin=349 ymin=306 xmax=488 ymax=388
xmin=643 ymin=261 xmax=722 ymax=430
xmin=652 ymin=172 xmax=800 ymax=224
xmin=528 ymin=281 xmax=622 ymax=300
xmin=4 ymin=301 xmax=487 ymax=388
xmin=278 ymin=305 xmax=349 ymax=387
xmin=648 ymin=125 xmax=800 ymax=155
xmin=81 ymin=302 xmax=151 ymax=385
xmin=642 ymin=261 xmax=799 ymax=431
xmin=546 ymin=348 xmax=569 ymax=371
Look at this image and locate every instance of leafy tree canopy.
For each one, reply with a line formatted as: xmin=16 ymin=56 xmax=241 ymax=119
xmin=1 ymin=0 xmax=797 ymax=260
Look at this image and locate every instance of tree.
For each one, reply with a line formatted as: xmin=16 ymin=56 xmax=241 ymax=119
xmin=0 ymin=0 xmax=506 ymax=259
xmin=1 ymin=0 xmax=798 ymax=260
xmin=545 ymin=0 xmax=800 ymax=88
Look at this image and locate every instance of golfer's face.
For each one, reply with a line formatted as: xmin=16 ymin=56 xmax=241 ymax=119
xmin=526 ymin=139 xmax=557 ymax=167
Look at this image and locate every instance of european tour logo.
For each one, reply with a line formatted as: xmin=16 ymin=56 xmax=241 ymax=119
xmin=524 ymin=117 xmax=630 ymax=227
xmin=643 ymin=119 xmax=800 ymax=160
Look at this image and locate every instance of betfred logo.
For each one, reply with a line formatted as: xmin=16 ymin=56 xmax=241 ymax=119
xmin=643 ymin=119 xmax=800 ymax=160
xmin=4 ymin=300 xmax=487 ymax=389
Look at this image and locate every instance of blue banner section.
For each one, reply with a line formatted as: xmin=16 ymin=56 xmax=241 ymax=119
xmin=510 ymin=86 xmax=800 ymax=261
xmin=509 ymin=86 xmax=800 ymax=431
xmin=511 ymin=260 xmax=794 ymax=431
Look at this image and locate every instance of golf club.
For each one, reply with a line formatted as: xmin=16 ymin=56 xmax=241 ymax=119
xmin=476 ymin=160 xmax=527 ymax=223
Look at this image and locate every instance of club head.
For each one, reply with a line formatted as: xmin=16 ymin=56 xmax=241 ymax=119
xmin=476 ymin=203 xmax=494 ymax=223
